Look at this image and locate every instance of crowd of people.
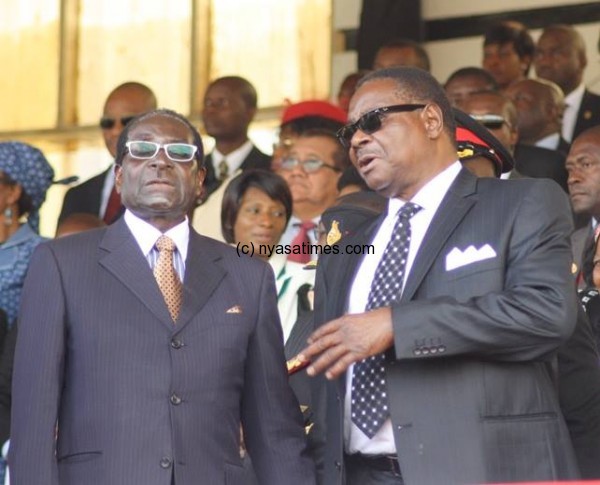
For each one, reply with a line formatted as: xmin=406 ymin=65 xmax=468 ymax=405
xmin=1 ymin=19 xmax=600 ymax=485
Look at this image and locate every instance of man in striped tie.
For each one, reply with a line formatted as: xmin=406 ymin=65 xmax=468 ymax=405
xmin=10 ymin=109 xmax=315 ymax=485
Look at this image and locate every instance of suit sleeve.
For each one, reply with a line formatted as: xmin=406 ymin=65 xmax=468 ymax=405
xmin=558 ymin=303 xmax=600 ymax=478
xmin=392 ymin=180 xmax=577 ymax=362
xmin=241 ymin=264 xmax=316 ymax=485
xmin=9 ymin=244 xmax=66 ymax=485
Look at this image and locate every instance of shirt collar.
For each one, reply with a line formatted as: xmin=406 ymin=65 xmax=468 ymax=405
xmin=212 ymin=140 xmax=254 ymax=173
xmin=564 ymin=83 xmax=585 ymax=110
xmin=124 ymin=210 xmax=190 ymax=261
xmin=535 ymin=132 xmax=561 ymax=151
xmin=2 ymin=223 xmax=40 ymax=249
xmin=387 ymin=161 xmax=462 ymax=217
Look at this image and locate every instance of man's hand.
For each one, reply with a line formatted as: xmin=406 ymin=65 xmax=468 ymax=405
xmin=297 ymin=307 xmax=394 ymax=380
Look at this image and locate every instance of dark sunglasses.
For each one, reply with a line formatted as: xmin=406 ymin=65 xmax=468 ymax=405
xmin=99 ymin=116 xmax=136 ymax=130
xmin=336 ymin=104 xmax=426 ymax=148
xmin=469 ymin=114 xmax=510 ymax=130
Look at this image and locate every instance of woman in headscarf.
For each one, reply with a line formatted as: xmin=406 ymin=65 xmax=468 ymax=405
xmin=0 ymin=142 xmax=54 ymax=328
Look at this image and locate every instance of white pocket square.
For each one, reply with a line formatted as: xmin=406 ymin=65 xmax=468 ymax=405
xmin=445 ymin=244 xmax=497 ymax=271
xmin=226 ymin=305 xmax=243 ymax=314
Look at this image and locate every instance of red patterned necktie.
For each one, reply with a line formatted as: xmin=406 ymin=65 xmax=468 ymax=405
xmin=154 ymin=235 xmax=183 ymax=323
xmin=288 ymin=221 xmax=316 ymax=264
xmin=103 ymin=186 xmax=121 ymax=224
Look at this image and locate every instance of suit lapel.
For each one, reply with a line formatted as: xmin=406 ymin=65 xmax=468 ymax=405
xmin=327 ymin=216 xmax=384 ymax=318
xmin=99 ymin=219 xmax=174 ymax=329
xmin=176 ymin=230 xmax=226 ymax=331
xmin=401 ymin=169 xmax=477 ymax=302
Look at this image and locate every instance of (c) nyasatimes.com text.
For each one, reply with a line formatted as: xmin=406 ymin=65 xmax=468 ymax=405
xmin=236 ymin=242 xmax=375 ymax=258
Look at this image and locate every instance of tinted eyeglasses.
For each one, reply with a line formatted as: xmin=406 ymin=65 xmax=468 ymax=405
xmin=469 ymin=114 xmax=511 ymax=130
xmin=336 ymin=104 xmax=426 ymax=148
xmin=280 ymin=157 xmax=340 ymax=173
xmin=125 ymin=141 xmax=198 ymax=162
xmin=99 ymin=116 xmax=136 ymax=130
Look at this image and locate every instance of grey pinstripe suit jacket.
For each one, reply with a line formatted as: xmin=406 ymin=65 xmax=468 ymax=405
xmin=312 ymin=169 xmax=580 ymax=485
xmin=10 ymin=219 xmax=315 ymax=485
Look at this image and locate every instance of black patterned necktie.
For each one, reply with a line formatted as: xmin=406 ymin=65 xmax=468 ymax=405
xmin=351 ymin=202 xmax=422 ymax=438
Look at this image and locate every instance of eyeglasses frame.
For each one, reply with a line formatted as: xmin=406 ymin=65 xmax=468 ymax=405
xmin=125 ymin=140 xmax=198 ymax=163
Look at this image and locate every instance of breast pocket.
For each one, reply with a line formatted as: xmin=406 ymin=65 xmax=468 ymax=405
xmin=436 ymin=258 xmax=504 ymax=301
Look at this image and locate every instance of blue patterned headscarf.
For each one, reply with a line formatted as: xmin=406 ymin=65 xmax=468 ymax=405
xmin=0 ymin=142 xmax=54 ymax=233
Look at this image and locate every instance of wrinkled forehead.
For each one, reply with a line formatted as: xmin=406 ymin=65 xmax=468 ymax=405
xmin=348 ymin=79 xmax=406 ymax=121
xmin=128 ymin=114 xmax=194 ymax=142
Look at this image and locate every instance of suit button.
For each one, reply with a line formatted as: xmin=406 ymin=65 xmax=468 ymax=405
xmin=160 ymin=457 xmax=172 ymax=469
xmin=413 ymin=348 xmax=422 ymax=356
xmin=334 ymin=460 xmax=342 ymax=471
xmin=422 ymin=347 xmax=430 ymax=355
xmin=438 ymin=345 xmax=446 ymax=353
xmin=170 ymin=393 xmax=182 ymax=405
xmin=171 ymin=338 xmax=183 ymax=349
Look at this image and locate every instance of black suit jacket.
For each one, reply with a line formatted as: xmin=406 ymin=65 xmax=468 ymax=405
xmin=573 ymin=89 xmax=600 ymax=141
xmin=312 ymin=169 xmax=579 ymax=485
xmin=513 ymin=143 xmax=568 ymax=192
xmin=558 ymin=301 xmax=600 ymax=479
xmin=202 ymin=145 xmax=271 ymax=200
xmin=58 ymin=168 xmax=110 ymax=224
xmin=10 ymin=219 xmax=315 ymax=485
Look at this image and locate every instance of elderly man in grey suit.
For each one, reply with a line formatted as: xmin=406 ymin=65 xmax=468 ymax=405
xmin=10 ymin=109 xmax=315 ymax=485
xmin=299 ymin=67 xmax=579 ymax=485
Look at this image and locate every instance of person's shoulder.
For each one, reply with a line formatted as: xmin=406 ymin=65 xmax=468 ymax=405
xmin=477 ymin=174 xmax=565 ymax=196
xmin=65 ymin=169 xmax=109 ymax=194
xmin=245 ymin=145 xmax=272 ymax=168
xmin=583 ymin=88 xmax=600 ymax=103
xmin=43 ymin=226 xmax=106 ymax=253
xmin=191 ymin=231 xmax=271 ymax=273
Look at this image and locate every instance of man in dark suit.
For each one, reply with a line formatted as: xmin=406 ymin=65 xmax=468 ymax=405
xmin=199 ymin=76 xmax=271 ymax=200
xmin=534 ymin=24 xmax=600 ymax=144
xmin=567 ymin=125 xmax=600 ymax=283
xmin=463 ymin=89 xmax=569 ymax=192
xmin=505 ymin=78 xmax=570 ymax=153
xmin=10 ymin=109 xmax=315 ymax=485
xmin=299 ymin=67 xmax=579 ymax=484
xmin=58 ymin=82 xmax=157 ymax=225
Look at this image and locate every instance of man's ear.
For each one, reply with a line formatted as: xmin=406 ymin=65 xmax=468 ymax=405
xmin=421 ymin=103 xmax=444 ymax=139
xmin=195 ymin=167 xmax=207 ymax=198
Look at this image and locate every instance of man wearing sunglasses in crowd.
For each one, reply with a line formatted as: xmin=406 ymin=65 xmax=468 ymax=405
xmin=11 ymin=109 xmax=315 ymax=485
xmin=462 ymin=89 xmax=569 ymax=192
xmin=298 ymin=67 xmax=579 ymax=484
xmin=275 ymin=128 xmax=350 ymax=263
xmin=58 ymin=81 xmax=157 ymax=225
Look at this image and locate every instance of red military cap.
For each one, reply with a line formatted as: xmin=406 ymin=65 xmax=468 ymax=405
xmin=281 ymin=100 xmax=347 ymax=125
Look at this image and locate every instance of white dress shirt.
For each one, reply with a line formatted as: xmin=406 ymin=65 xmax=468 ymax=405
xmin=562 ymin=83 xmax=585 ymax=143
xmin=124 ymin=210 xmax=189 ymax=281
xmin=535 ymin=132 xmax=561 ymax=151
xmin=344 ymin=161 xmax=462 ymax=455
xmin=211 ymin=139 xmax=254 ymax=175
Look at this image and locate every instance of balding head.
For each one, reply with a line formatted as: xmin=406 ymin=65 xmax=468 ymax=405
xmin=505 ymin=78 xmax=564 ymax=144
xmin=202 ymin=76 xmax=258 ymax=146
xmin=373 ymin=38 xmax=430 ymax=72
xmin=534 ymin=24 xmax=587 ymax=95
xmin=102 ymin=82 xmax=157 ymax=157
xmin=462 ymin=90 xmax=519 ymax=154
xmin=566 ymin=126 xmax=600 ymax=218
